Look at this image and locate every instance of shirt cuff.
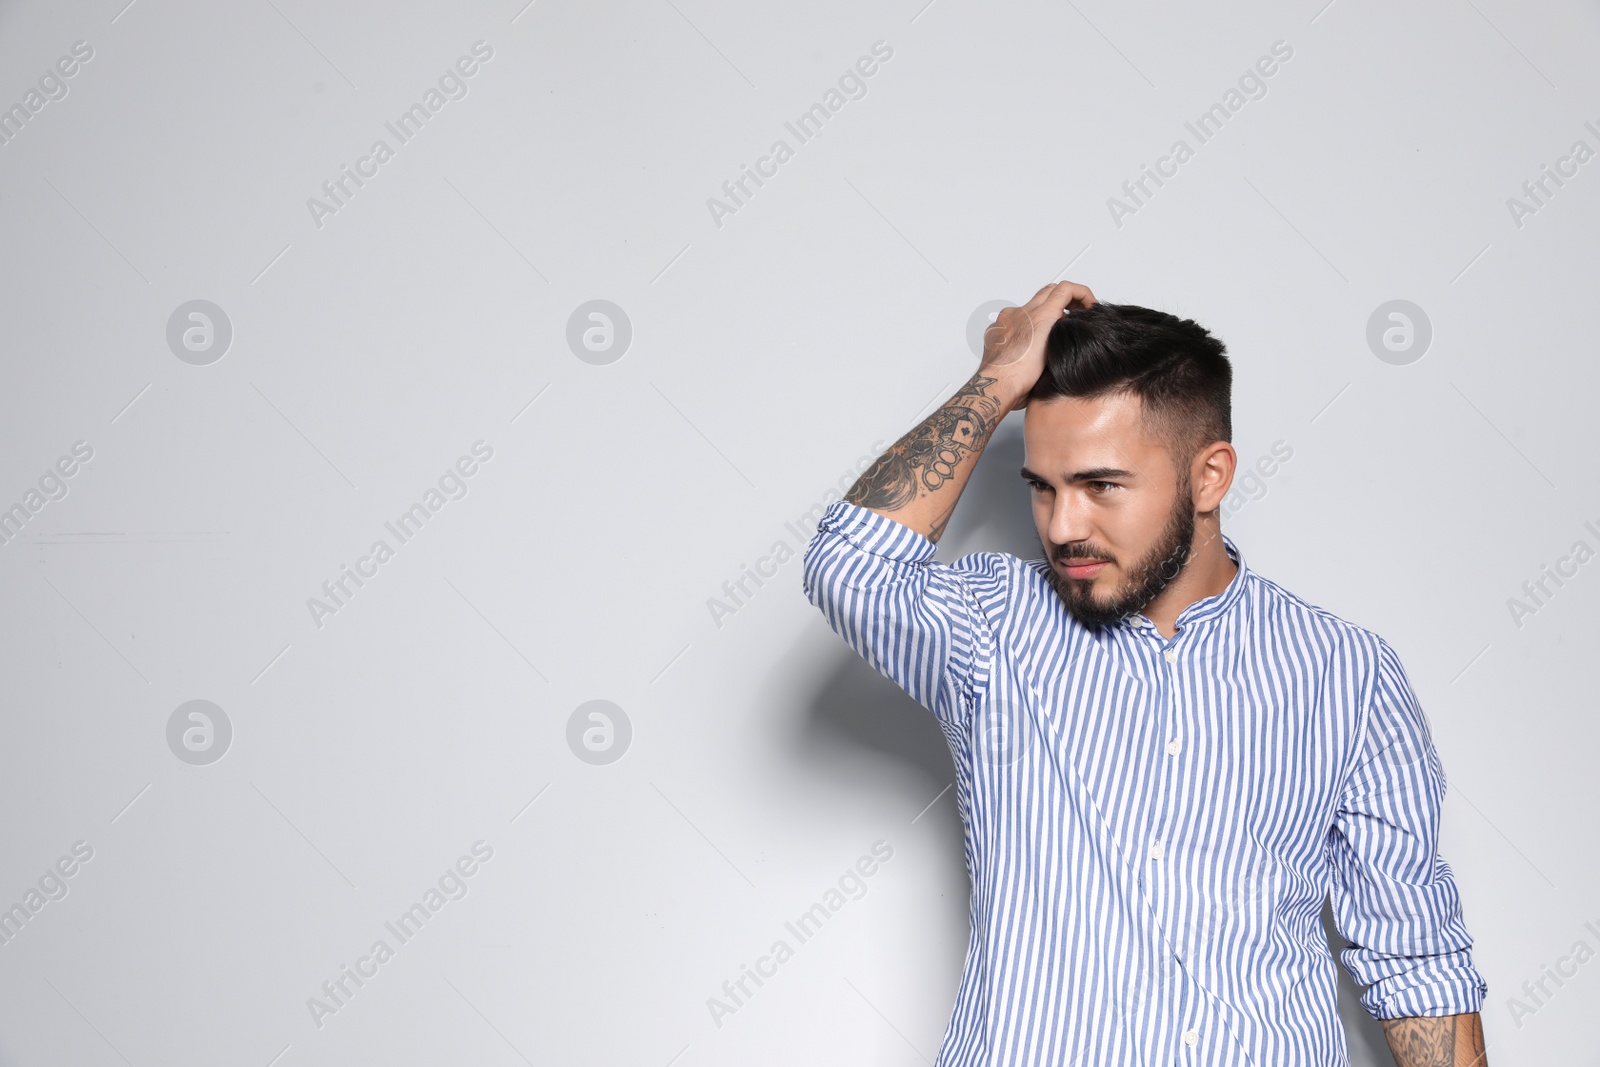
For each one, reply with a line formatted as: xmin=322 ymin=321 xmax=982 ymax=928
xmin=814 ymin=499 xmax=938 ymax=565
xmin=1357 ymin=950 xmax=1488 ymax=1019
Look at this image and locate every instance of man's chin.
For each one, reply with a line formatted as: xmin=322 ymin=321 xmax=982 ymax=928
xmin=1050 ymin=577 xmax=1136 ymax=628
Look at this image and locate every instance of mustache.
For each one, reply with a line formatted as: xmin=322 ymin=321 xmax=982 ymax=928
xmin=1054 ymin=542 xmax=1116 ymax=563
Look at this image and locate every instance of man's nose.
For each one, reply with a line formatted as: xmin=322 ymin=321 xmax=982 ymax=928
xmin=1047 ymin=493 xmax=1092 ymax=547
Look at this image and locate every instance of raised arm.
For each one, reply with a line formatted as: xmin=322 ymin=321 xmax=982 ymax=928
xmin=846 ymin=280 xmax=1096 ymax=542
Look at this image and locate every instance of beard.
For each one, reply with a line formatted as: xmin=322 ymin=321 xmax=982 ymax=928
xmin=1042 ymin=473 xmax=1196 ymax=630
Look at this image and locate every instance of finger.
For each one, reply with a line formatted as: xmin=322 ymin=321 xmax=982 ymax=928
xmin=1017 ymin=283 xmax=1062 ymax=312
xmin=1046 ymin=280 xmax=1096 ymax=313
xmin=1056 ymin=279 xmax=1094 ymax=308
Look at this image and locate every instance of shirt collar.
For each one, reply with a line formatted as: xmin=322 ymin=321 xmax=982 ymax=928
xmin=1120 ymin=533 xmax=1249 ymax=633
xmin=1176 ymin=533 xmax=1248 ymax=627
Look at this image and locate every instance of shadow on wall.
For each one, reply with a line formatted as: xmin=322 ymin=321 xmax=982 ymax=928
xmin=795 ymin=640 xmax=958 ymax=807
xmin=1324 ymin=898 xmax=1394 ymax=1067
xmin=788 ymin=418 xmax=1030 ymax=815
xmin=934 ymin=419 xmax=1042 ymax=565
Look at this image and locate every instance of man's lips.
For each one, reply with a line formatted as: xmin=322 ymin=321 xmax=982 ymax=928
xmin=1058 ymin=559 xmax=1110 ymax=580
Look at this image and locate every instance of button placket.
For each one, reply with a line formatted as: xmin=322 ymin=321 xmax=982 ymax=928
xmin=1152 ymin=635 xmax=1182 ymax=903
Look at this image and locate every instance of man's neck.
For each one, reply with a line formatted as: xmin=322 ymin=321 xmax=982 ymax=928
xmin=1142 ymin=520 xmax=1238 ymax=639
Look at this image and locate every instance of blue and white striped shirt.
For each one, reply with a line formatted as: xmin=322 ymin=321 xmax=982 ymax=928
xmin=802 ymin=499 xmax=1485 ymax=1066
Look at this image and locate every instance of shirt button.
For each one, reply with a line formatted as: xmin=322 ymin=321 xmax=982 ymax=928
xmin=1149 ymin=841 xmax=1164 ymax=860
xmin=1183 ymin=1029 xmax=1199 ymax=1046
xmin=1163 ymin=648 xmax=1177 ymax=664
xmin=1166 ymin=738 xmax=1182 ymax=756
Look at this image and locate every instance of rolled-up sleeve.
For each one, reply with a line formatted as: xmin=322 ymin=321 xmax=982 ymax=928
xmin=1326 ymin=638 xmax=1488 ymax=1018
xmin=800 ymin=500 xmax=1009 ymax=726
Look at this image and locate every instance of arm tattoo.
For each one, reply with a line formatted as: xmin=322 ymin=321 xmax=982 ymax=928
xmin=1380 ymin=1015 xmax=1482 ymax=1067
xmin=926 ymin=501 xmax=957 ymax=543
xmin=1466 ymin=1013 xmax=1486 ymax=1067
xmin=846 ymin=375 xmax=1007 ymax=519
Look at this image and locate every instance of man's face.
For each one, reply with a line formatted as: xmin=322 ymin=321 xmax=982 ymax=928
xmin=1021 ymin=392 xmax=1196 ymax=629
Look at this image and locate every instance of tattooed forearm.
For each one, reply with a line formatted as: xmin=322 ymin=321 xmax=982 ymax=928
xmin=845 ymin=374 xmax=1010 ymax=536
xmin=1380 ymin=1013 xmax=1486 ymax=1067
xmin=848 ymin=450 xmax=918 ymax=511
xmin=926 ymin=501 xmax=957 ymax=543
xmin=1382 ymin=1017 xmax=1452 ymax=1067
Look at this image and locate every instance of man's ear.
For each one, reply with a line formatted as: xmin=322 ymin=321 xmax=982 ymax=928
xmin=1191 ymin=441 xmax=1236 ymax=513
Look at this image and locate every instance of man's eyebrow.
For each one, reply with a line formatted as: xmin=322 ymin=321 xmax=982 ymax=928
xmin=1019 ymin=466 xmax=1136 ymax=483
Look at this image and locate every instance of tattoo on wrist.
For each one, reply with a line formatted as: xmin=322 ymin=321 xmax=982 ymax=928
xmin=846 ymin=374 xmax=1007 ymax=524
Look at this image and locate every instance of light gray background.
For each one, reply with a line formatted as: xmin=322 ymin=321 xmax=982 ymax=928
xmin=0 ymin=0 xmax=1594 ymax=1064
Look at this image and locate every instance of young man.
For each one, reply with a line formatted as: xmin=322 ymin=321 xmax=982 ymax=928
xmin=801 ymin=281 xmax=1488 ymax=1066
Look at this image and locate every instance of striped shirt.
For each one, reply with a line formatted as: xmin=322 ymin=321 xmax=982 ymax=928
xmin=802 ymin=499 xmax=1485 ymax=1066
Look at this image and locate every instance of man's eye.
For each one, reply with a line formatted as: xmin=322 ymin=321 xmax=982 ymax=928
xmin=1089 ymin=481 xmax=1117 ymax=492
xmin=1028 ymin=480 xmax=1050 ymax=492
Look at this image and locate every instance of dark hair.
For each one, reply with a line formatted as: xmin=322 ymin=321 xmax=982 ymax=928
xmin=1027 ymin=301 xmax=1231 ymax=459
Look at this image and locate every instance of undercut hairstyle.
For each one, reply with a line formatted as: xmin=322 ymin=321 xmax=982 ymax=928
xmin=1028 ymin=302 xmax=1232 ymax=463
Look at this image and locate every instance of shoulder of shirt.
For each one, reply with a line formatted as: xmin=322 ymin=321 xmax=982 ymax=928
xmin=1237 ymin=565 xmax=1397 ymax=664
